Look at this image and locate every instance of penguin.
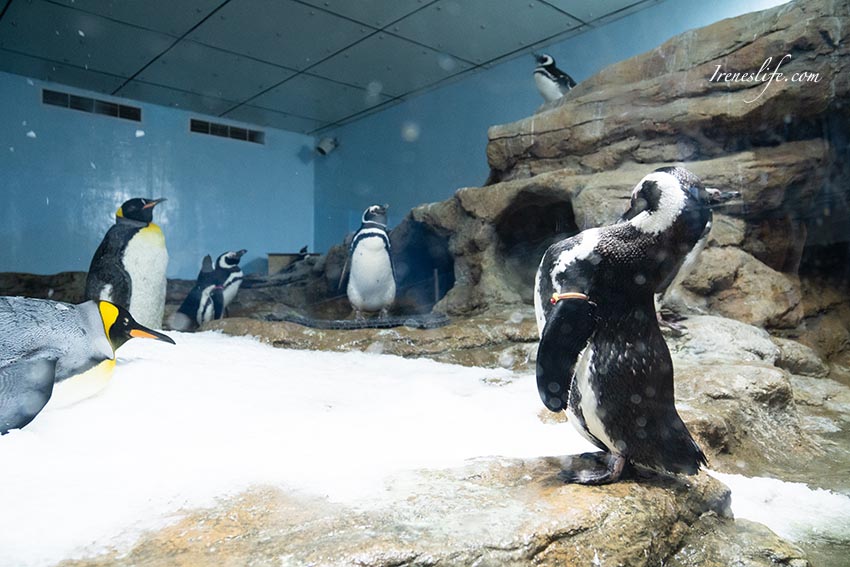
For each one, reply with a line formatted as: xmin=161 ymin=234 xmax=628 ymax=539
xmin=345 ymin=204 xmax=396 ymax=318
xmin=0 ymin=297 xmax=175 ymax=434
xmin=168 ymin=249 xmax=246 ymax=331
xmin=533 ymin=53 xmax=577 ymax=102
xmin=533 ymin=166 xmax=738 ymax=484
xmin=168 ymin=255 xmax=221 ymax=332
xmin=85 ymin=197 xmax=168 ymax=330
xmin=216 ymin=249 xmax=247 ymax=313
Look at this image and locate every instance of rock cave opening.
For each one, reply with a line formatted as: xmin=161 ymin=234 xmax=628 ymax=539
xmin=494 ymin=194 xmax=579 ymax=304
xmin=391 ymin=221 xmax=456 ymax=314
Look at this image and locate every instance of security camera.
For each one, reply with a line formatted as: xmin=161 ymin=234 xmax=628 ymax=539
xmin=316 ymin=137 xmax=338 ymax=155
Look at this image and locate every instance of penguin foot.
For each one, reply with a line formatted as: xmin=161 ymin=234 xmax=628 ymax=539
xmin=379 ymin=308 xmax=389 ymax=319
xmin=558 ymin=452 xmax=628 ymax=485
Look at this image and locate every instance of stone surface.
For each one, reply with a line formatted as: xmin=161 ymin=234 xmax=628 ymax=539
xmin=60 ymin=459 xmax=749 ymax=567
xmin=772 ymin=337 xmax=830 ymax=378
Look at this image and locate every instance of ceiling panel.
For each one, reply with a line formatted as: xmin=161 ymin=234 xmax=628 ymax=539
xmin=223 ymin=105 xmax=328 ymax=134
xmin=0 ymin=0 xmax=174 ymax=77
xmin=544 ymin=0 xmax=653 ymax=24
xmin=251 ymin=73 xmax=394 ymax=123
xmin=116 ymin=80 xmax=237 ymax=115
xmin=298 ymin=0 xmax=429 ymax=28
xmin=136 ymin=41 xmax=296 ymax=102
xmin=0 ymin=50 xmax=127 ymax=94
xmin=309 ymin=32 xmax=472 ymax=97
xmin=49 ymin=0 xmax=223 ymax=37
xmin=391 ymin=0 xmax=581 ymax=65
xmin=187 ymin=0 xmax=376 ymax=71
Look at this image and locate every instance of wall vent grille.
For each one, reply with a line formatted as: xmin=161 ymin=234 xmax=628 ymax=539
xmin=42 ymin=89 xmax=141 ymax=122
xmin=190 ymin=119 xmax=265 ymax=144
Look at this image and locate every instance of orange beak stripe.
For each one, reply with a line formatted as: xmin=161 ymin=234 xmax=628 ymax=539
xmin=550 ymin=292 xmax=589 ymax=305
xmin=130 ymin=329 xmax=160 ymax=339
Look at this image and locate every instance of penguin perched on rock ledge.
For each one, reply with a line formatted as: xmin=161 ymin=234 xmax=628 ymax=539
xmin=533 ymin=53 xmax=577 ymax=102
xmin=534 ymin=166 xmax=738 ymax=485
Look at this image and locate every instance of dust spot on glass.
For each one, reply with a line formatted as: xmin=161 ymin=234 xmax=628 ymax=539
xmin=401 ymin=122 xmax=420 ymax=142
xmin=90 ymin=162 xmax=96 ymax=169
xmin=365 ymin=341 xmax=385 ymax=355
xmin=630 ymin=394 xmax=642 ymax=404
xmin=26 ymin=131 xmax=36 ymax=139
xmin=77 ymin=30 xmax=85 ymax=37
xmin=135 ymin=130 xmax=145 ymax=138
xmin=437 ymin=54 xmax=457 ymax=72
xmin=634 ymin=273 xmax=646 ymax=285
xmin=499 ymin=350 xmax=516 ymax=368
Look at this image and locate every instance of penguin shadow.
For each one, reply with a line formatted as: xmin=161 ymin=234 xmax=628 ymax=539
xmin=540 ymin=452 xmax=702 ymax=492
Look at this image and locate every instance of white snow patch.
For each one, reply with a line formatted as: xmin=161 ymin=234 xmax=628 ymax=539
xmin=0 ymin=331 xmax=595 ymax=566
xmin=709 ymin=470 xmax=850 ymax=543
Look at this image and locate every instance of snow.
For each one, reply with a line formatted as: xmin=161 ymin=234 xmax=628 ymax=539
xmin=0 ymin=331 xmax=594 ymax=566
xmin=1 ymin=331 xmax=847 ymax=566
xmin=709 ymin=470 xmax=850 ymax=544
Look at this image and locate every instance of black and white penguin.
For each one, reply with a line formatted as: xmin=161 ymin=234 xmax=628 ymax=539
xmin=216 ymin=249 xmax=247 ymax=314
xmin=534 ymin=166 xmax=737 ymax=484
xmin=168 ymin=255 xmax=221 ymax=332
xmin=168 ymin=249 xmax=246 ymax=331
xmin=533 ymin=53 xmax=577 ymax=102
xmin=346 ymin=204 xmax=396 ymax=318
xmin=0 ymin=297 xmax=174 ymax=433
xmin=85 ymin=197 xmax=168 ymax=330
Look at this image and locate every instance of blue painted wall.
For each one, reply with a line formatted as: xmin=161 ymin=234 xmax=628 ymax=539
xmin=313 ymin=0 xmax=790 ymax=251
xmin=0 ymin=71 xmax=315 ymax=278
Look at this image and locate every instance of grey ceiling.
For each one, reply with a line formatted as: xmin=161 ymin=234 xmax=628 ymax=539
xmin=0 ymin=0 xmax=658 ymax=135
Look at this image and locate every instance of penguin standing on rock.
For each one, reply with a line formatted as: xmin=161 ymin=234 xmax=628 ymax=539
xmin=85 ymin=198 xmax=168 ymax=330
xmin=533 ymin=53 xmax=577 ymax=102
xmin=534 ymin=166 xmax=738 ymax=484
xmin=345 ymin=204 xmax=396 ymax=319
xmin=0 ymin=297 xmax=174 ymax=433
xmin=169 ymin=249 xmax=246 ymax=331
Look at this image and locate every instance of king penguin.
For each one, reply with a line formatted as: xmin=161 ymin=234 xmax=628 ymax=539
xmin=346 ymin=204 xmax=396 ymax=318
xmin=0 ymin=296 xmax=175 ymax=434
xmin=85 ymin=197 xmax=168 ymax=330
xmin=533 ymin=53 xmax=577 ymax=102
xmin=533 ymin=166 xmax=737 ymax=484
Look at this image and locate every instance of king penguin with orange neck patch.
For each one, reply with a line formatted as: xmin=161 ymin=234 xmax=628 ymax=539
xmin=85 ymin=197 xmax=168 ymax=329
xmin=0 ymin=297 xmax=174 ymax=434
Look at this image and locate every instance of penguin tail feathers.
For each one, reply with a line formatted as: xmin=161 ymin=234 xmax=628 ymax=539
xmin=654 ymin=417 xmax=708 ymax=476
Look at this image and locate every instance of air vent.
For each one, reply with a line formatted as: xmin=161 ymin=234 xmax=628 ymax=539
xmin=42 ymin=89 xmax=141 ymax=122
xmin=190 ymin=119 xmax=265 ymax=144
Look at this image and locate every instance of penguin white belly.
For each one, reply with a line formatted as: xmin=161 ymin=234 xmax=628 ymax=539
xmin=348 ymin=240 xmax=395 ymax=312
xmin=222 ymin=276 xmax=242 ymax=308
xmin=123 ymin=225 xmax=168 ymax=329
xmin=569 ymin=347 xmax=619 ymax=453
xmin=47 ymin=359 xmax=116 ymax=410
xmin=535 ymin=73 xmax=564 ymax=102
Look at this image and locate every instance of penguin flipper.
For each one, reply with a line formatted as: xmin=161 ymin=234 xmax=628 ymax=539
xmin=0 ymin=358 xmax=57 ymax=434
xmin=211 ymin=287 xmax=225 ymax=320
xmin=536 ymin=296 xmax=597 ymax=412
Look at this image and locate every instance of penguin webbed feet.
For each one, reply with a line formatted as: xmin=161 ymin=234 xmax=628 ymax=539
xmin=558 ymin=452 xmax=629 ymax=485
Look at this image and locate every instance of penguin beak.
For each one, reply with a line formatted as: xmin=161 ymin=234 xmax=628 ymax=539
xmin=235 ymin=249 xmax=247 ymax=258
xmin=129 ymin=325 xmax=176 ymax=344
xmin=143 ymin=198 xmax=167 ymax=210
